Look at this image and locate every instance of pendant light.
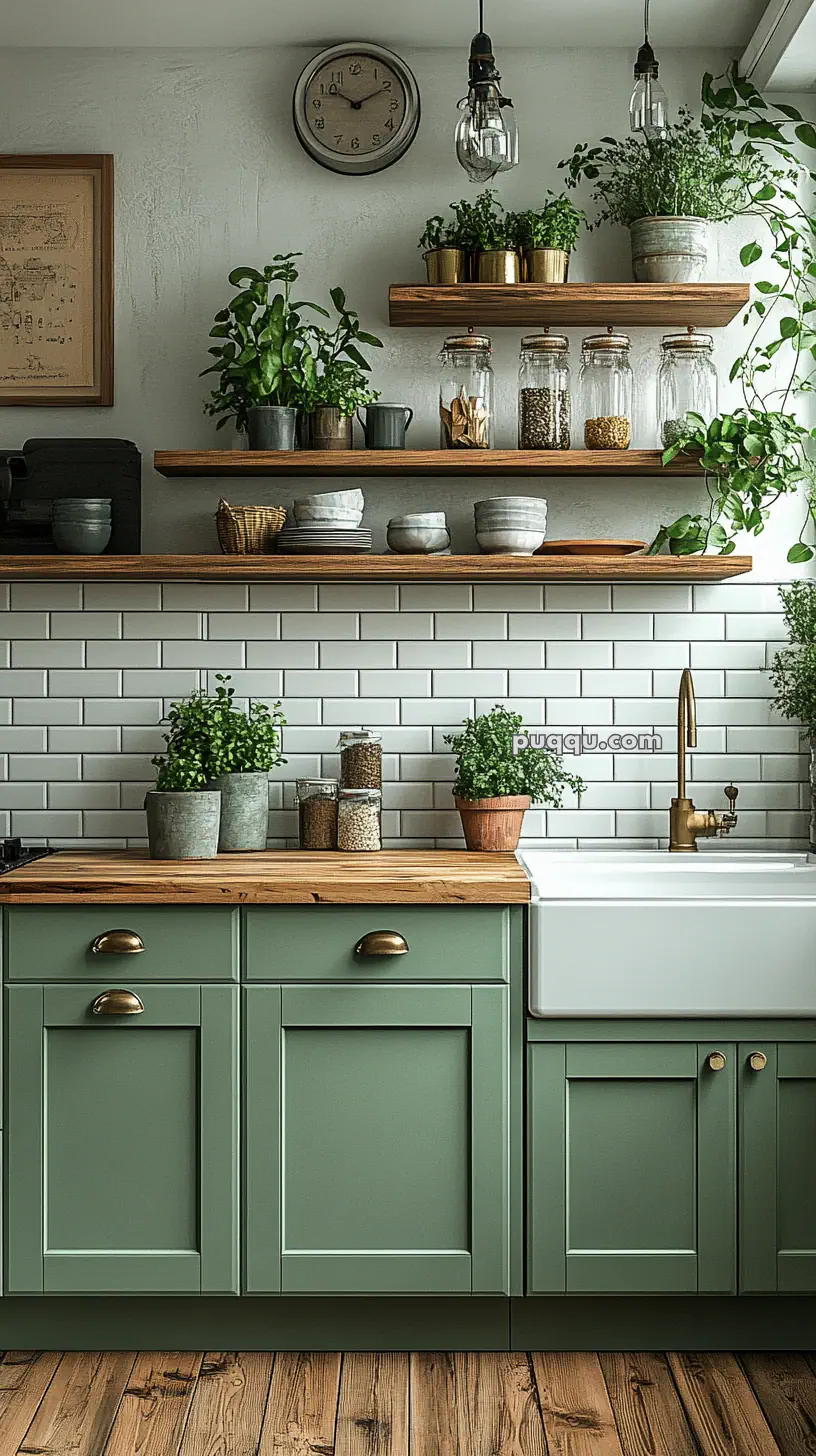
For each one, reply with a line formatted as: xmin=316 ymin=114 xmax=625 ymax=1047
xmin=455 ymin=0 xmax=519 ymax=183
xmin=629 ymin=0 xmax=668 ymax=139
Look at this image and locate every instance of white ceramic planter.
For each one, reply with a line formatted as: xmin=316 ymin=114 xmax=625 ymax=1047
xmin=629 ymin=216 xmax=710 ymax=283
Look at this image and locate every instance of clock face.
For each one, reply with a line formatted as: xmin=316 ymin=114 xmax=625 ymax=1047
xmin=293 ymin=43 xmax=420 ymax=175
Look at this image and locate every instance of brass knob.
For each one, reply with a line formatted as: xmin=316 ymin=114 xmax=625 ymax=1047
xmin=707 ymin=1051 xmax=727 ymax=1072
xmin=91 ymin=929 xmax=145 ymax=956
xmin=91 ymin=989 xmax=145 ymax=1016
xmin=749 ymin=1051 xmax=768 ymax=1072
xmin=354 ymin=930 xmax=409 ymax=958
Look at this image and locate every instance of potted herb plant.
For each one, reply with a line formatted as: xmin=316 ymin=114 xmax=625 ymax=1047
xmin=560 ymin=109 xmax=761 ymax=282
xmin=202 ymin=253 xmax=326 ymax=450
xmin=418 ymin=213 xmax=468 ymax=285
xmin=301 ymin=287 xmax=382 ymax=450
xmin=770 ymin=581 xmax=816 ymax=851
xmin=510 ymin=193 xmax=584 ymax=283
xmin=453 ymin=190 xmax=520 ymax=283
xmin=145 ymin=755 xmax=222 ymax=861
xmin=153 ymin=675 xmax=286 ymax=853
xmin=445 ymin=705 xmax=584 ymax=851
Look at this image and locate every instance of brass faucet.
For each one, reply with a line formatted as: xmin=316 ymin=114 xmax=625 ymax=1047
xmin=669 ymin=668 xmax=740 ymax=852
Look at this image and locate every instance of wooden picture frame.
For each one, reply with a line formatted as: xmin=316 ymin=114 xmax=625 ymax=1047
xmin=0 ymin=154 xmax=113 ymax=406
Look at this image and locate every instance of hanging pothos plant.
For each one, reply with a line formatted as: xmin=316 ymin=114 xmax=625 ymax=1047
xmin=649 ymin=65 xmax=816 ymax=561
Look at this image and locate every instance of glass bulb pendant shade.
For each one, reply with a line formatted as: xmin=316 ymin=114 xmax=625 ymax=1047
xmin=629 ymin=27 xmax=667 ymax=139
xmin=455 ymin=18 xmax=518 ymax=183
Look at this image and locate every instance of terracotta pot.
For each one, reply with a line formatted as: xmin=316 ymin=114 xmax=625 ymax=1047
xmin=455 ymin=794 xmax=531 ymax=851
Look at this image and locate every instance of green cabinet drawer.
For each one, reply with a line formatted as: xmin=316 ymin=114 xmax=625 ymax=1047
xmin=6 ymin=906 xmax=239 ymax=981
xmin=245 ymin=905 xmax=510 ymax=982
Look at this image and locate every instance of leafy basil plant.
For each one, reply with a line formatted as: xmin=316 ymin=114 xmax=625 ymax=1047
xmin=510 ymin=194 xmax=585 ymax=253
xmin=152 ymin=674 xmax=286 ymax=786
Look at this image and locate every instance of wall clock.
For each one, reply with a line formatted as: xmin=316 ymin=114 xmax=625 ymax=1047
xmin=293 ymin=42 xmax=420 ymax=176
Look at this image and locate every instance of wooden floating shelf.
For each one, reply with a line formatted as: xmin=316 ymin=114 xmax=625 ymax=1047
xmin=0 ymin=554 xmax=752 ymax=582
xmin=388 ymin=282 xmax=750 ymax=328
xmin=154 ymin=448 xmax=701 ymax=478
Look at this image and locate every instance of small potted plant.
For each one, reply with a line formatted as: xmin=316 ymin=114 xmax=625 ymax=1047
xmin=301 ymin=287 xmax=382 ymax=450
xmin=770 ymin=581 xmax=816 ymax=851
xmin=453 ymin=190 xmax=520 ymax=283
xmin=202 ymin=253 xmax=325 ymax=450
xmin=145 ymin=754 xmax=222 ymax=861
xmin=154 ymin=675 xmax=286 ymax=852
xmin=419 ymin=212 xmax=468 ymax=285
xmin=510 ymin=193 xmax=584 ymax=283
xmin=445 ymin=705 xmax=585 ymax=851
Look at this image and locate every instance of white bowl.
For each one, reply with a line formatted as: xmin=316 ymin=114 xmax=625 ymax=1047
xmin=293 ymin=516 xmax=363 ymax=530
xmin=294 ymin=506 xmax=364 ymax=525
xmin=388 ymin=512 xmax=447 ymax=528
xmin=476 ymin=527 xmax=546 ymax=555
xmin=475 ymin=496 xmax=547 ymax=511
xmin=387 ymin=525 xmax=451 ymax=554
xmin=295 ymin=488 xmax=364 ymax=510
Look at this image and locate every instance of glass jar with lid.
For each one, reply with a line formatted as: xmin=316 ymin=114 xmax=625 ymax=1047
xmin=579 ymin=331 xmax=634 ymax=450
xmin=439 ymin=332 xmax=494 ymax=449
xmin=337 ymin=787 xmax=382 ymax=852
xmin=518 ymin=332 xmax=571 ymax=450
xmin=339 ymin=727 xmax=382 ymax=790
xmin=296 ymin=778 xmax=338 ymax=850
xmin=657 ymin=329 xmax=718 ymax=449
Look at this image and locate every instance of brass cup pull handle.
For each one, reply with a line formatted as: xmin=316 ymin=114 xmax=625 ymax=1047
xmin=707 ymin=1051 xmax=727 ymax=1072
xmin=354 ymin=930 xmax=409 ymax=958
xmin=749 ymin=1051 xmax=768 ymax=1072
xmin=91 ymin=929 xmax=145 ymax=956
xmin=91 ymin=989 xmax=145 ymax=1017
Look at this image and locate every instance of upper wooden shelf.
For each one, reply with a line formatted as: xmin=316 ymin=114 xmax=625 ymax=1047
xmin=0 ymin=554 xmax=752 ymax=582
xmin=154 ymin=449 xmax=700 ymax=478
xmin=388 ymin=283 xmax=750 ymax=328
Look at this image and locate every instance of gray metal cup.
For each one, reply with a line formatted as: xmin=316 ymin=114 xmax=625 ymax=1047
xmin=357 ymin=403 xmax=414 ymax=449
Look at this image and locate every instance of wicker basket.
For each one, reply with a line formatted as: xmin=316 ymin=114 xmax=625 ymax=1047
xmin=216 ymin=499 xmax=287 ymax=555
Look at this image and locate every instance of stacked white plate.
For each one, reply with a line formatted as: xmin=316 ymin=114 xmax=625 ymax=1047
xmin=277 ymin=527 xmax=372 ymax=554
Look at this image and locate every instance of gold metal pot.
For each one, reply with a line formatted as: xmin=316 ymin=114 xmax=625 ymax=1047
xmin=476 ymin=249 xmax=521 ymax=284
xmin=523 ymin=248 xmax=570 ymax=284
xmin=423 ymin=248 xmax=467 ymax=285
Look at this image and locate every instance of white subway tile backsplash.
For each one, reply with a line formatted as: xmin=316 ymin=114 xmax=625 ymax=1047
xmin=361 ymin=670 xmax=432 ymax=697
xmin=0 ymin=783 xmax=47 ymax=809
xmin=52 ymin=669 xmax=121 ymax=697
xmin=10 ymin=584 xmax=82 ymax=610
xmin=401 ymin=698 xmax=473 ymax=726
xmin=475 ymin=698 xmax=546 ymax=725
xmin=208 ymin=612 xmax=277 ymax=640
xmin=84 ymin=698 xmax=162 ymax=725
xmin=49 ymin=727 xmax=120 ymax=752
xmin=84 ymin=810 xmax=149 ymax=837
xmin=286 ymin=670 xmax=358 ymax=697
xmin=251 ymin=642 xmax=319 ymax=668
xmin=548 ymin=641 xmax=612 ymax=669
xmin=0 ymin=670 xmax=47 ymax=696
xmin=283 ymin=613 xmax=356 ymax=640
xmin=727 ymin=726 xmax=802 ymax=752
xmin=378 ymin=728 xmax=434 ymax=753
xmin=123 ymin=670 xmax=198 ymax=697
xmin=614 ymin=642 xmax=688 ymax=669
xmin=436 ymin=670 xmax=506 ymax=697
xmin=12 ymin=641 xmax=84 ymax=668
xmin=402 ymin=642 xmax=470 ymax=668
xmin=400 ymin=753 xmax=454 ymax=781
xmin=509 ymin=670 xmax=580 ymax=697
xmin=548 ymin=810 xmax=616 ymax=837
xmin=0 ymin=613 xmax=49 ymax=639
xmin=319 ymin=584 xmax=399 ymax=611
xmin=89 ymin=641 xmax=161 ymax=668
xmin=656 ymin=614 xmax=724 ymax=640
xmin=727 ymin=614 xmax=786 ymax=640
xmin=250 ymin=584 xmax=317 ymax=611
xmin=125 ymin=612 xmax=202 ymax=639
xmin=694 ymin=583 xmax=782 ymax=612
xmin=546 ymin=700 xmax=613 ymax=726
xmin=49 ymin=782 xmax=120 ymax=809
xmin=436 ymin=613 xmax=506 ymax=640
xmin=0 ymin=727 xmax=47 ymax=751
xmin=383 ymin=782 xmax=434 ymax=810
xmin=582 ymin=670 xmax=652 ymax=697
xmin=362 ymin=612 xmax=432 ymax=640
xmin=613 ymin=584 xmax=692 ymax=611
xmin=545 ymin=585 xmax=611 ymax=611
xmin=691 ymin=641 xmax=766 ymax=669
xmin=696 ymin=698 xmax=779 ymax=727
xmin=12 ymin=810 xmax=82 ymax=836
xmin=690 ymin=754 xmax=761 ymax=781
xmin=510 ymin=612 xmax=579 ymax=641
xmin=163 ymin=583 xmax=248 ymax=611
xmin=726 ymin=670 xmax=775 ymax=699
xmin=402 ymin=585 xmax=472 ymax=610
xmin=13 ymin=698 xmax=82 ymax=725
xmin=84 ymin=754 xmax=156 ymax=781
xmin=276 ymin=699 xmax=322 ymax=725
xmin=52 ymin=612 xmax=121 ymax=639
xmin=473 ymin=585 xmax=543 ymax=611
xmin=321 ymin=699 xmax=400 ymax=726
xmin=86 ymin=583 xmax=162 ymax=610
xmin=654 ymin=669 xmax=723 ymax=697
xmin=762 ymin=754 xmax=808 ymax=781
xmin=584 ymin=613 xmax=652 ymax=640
xmin=473 ymin=641 xmax=541 ymax=668
xmin=162 ymin=642 xmax=244 ymax=668
xmin=120 ymin=727 xmax=167 ymax=753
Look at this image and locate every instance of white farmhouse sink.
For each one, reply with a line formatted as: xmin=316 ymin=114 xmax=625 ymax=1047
xmin=519 ymin=849 xmax=816 ymax=1018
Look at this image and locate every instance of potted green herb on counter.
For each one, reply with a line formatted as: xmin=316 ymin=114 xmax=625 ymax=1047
xmin=770 ymin=581 xmax=816 ymax=851
xmin=145 ymin=755 xmax=222 ymax=861
xmin=510 ymin=194 xmax=584 ymax=282
xmin=445 ymin=705 xmax=584 ymax=852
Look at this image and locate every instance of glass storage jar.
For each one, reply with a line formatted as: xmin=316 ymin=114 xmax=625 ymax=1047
xmin=296 ymin=778 xmax=338 ymax=850
xmin=579 ymin=331 xmax=634 ymax=450
xmin=339 ymin=727 xmax=382 ymax=790
xmin=657 ymin=329 xmax=718 ymax=449
xmin=518 ymin=333 xmax=571 ymax=450
xmin=337 ymin=787 xmax=382 ymax=852
xmin=439 ymin=333 xmax=494 ymax=449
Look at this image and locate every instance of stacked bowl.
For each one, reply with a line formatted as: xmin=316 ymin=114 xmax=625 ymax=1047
xmin=474 ymin=496 xmax=548 ymax=555
xmin=278 ymin=488 xmax=371 ymax=554
xmin=52 ymin=497 xmax=112 ymax=555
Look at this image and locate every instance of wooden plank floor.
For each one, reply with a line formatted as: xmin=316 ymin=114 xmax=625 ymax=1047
xmin=1 ymin=1350 xmax=814 ymax=1454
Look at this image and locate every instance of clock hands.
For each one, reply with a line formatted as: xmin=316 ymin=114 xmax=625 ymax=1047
xmin=333 ymin=86 xmax=386 ymax=110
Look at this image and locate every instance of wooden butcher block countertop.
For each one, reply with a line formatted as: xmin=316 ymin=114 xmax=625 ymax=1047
xmin=0 ymin=849 xmax=531 ymax=905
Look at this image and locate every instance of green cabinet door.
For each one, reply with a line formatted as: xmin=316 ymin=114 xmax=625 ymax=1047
xmin=7 ymin=983 xmax=239 ymax=1295
xmin=529 ymin=1042 xmax=736 ymax=1295
xmin=741 ymin=1042 xmax=816 ymax=1293
xmin=246 ymin=983 xmax=509 ymax=1295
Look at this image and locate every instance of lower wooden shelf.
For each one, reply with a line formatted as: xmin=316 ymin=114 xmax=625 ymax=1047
xmin=0 ymin=554 xmax=752 ymax=581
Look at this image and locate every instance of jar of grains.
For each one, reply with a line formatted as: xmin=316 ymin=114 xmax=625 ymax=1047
xmin=439 ymin=333 xmax=494 ymax=449
xmin=296 ymin=778 xmax=338 ymax=850
xmin=337 ymin=788 xmax=382 ymax=852
xmin=339 ymin=727 xmax=383 ymax=789
xmin=657 ymin=329 xmax=718 ymax=450
xmin=518 ymin=332 xmax=571 ymax=449
xmin=579 ymin=331 xmax=633 ymax=450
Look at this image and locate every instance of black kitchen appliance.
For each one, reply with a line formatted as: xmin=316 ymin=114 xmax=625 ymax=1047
xmin=0 ymin=839 xmax=54 ymax=874
xmin=0 ymin=438 xmax=141 ymax=553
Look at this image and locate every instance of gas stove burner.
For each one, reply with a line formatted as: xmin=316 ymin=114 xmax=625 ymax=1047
xmin=0 ymin=840 xmax=54 ymax=874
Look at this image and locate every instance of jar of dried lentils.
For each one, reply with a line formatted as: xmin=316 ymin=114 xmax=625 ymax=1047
xmin=296 ymin=778 xmax=338 ymax=850
xmin=579 ymin=331 xmax=633 ymax=450
xmin=518 ymin=332 xmax=571 ymax=449
xmin=339 ymin=727 xmax=382 ymax=790
xmin=337 ymin=788 xmax=382 ymax=852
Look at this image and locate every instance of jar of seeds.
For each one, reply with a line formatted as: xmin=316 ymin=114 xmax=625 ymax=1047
xmin=296 ymin=778 xmax=338 ymax=850
xmin=579 ymin=330 xmax=633 ymax=450
xmin=657 ymin=328 xmax=718 ymax=449
xmin=339 ymin=727 xmax=383 ymax=789
xmin=439 ymin=333 xmax=494 ymax=449
xmin=337 ymin=787 xmax=382 ymax=852
xmin=518 ymin=332 xmax=571 ymax=450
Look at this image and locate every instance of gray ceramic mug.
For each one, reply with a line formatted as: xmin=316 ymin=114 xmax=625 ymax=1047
xmin=357 ymin=402 xmax=414 ymax=449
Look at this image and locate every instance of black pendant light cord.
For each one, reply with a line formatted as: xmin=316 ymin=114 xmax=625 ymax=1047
xmin=479 ymin=0 xmax=485 ymax=34
xmin=643 ymin=0 xmax=650 ymax=41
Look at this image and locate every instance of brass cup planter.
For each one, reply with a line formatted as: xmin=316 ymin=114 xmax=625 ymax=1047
xmin=523 ymin=248 xmax=570 ymax=284
xmin=309 ymin=406 xmax=354 ymax=452
xmin=455 ymin=794 xmax=531 ymax=851
xmin=423 ymin=247 xmax=468 ymax=285
xmin=476 ymin=249 xmax=521 ymax=284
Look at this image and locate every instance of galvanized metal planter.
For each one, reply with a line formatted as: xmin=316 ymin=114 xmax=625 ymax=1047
xmin=629 ymin=216 xmax=710 ymax=283
xmin=145 ymin=790 xmax=221 ymax=860
xmin=246 ymin=406 xmax=298 ymax=451
xmin=209 ymin=772 xmax=270 ymax=852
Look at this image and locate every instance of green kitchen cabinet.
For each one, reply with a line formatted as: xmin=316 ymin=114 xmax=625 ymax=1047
xmin=741 ymin=1042 xmax=816 ymax=1294
xmin=528 ymin=1041 xmax=736 ymax=1295
xmin=6 ymin=982 xmax=239 ymax=1295
xmin=246 ymin=983 xmax=509 ymax=1295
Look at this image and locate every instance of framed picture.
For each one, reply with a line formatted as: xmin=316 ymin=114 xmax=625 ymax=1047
xmin=0 ymin=154 xmax=113 ymax=406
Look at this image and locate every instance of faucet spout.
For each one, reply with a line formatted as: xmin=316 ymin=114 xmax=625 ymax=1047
xmin=669 ymin=668 xmax=739 ymax=852
xmin=677 ymin=666 xmax=697 ymax=802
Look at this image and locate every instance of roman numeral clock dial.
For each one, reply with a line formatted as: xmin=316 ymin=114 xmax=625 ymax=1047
xmin=293 ymin=43 xmax=420 ymax=175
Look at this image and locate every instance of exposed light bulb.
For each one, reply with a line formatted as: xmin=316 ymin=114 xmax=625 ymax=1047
xmin=629 ymin=0 xmax=668 ymax=138
xmin=455 ymin=1 xmax=518 ymax=183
